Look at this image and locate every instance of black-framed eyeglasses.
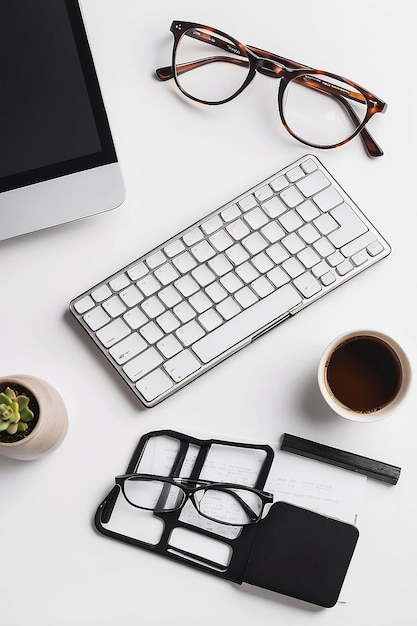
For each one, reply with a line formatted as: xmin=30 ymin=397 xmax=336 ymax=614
xmin=115 ymin=473 xmax=273 ymax=526
xmin=156 ymin=21 xmax=387 ymax=158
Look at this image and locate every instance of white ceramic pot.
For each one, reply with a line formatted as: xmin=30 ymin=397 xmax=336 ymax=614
xmin=0 ymin=375 xmax=68 ymax=460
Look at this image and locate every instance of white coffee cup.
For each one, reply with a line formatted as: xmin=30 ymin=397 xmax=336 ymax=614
xmin=318 ymin=330 xmax=411 ymax=422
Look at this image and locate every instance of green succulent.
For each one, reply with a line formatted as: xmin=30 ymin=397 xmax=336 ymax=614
xmin=0 ymin=387 xmax=34 ymax=436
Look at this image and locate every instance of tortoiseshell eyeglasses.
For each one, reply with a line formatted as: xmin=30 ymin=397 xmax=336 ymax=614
xmin=156 ymin=21 xmax=387 ymax=157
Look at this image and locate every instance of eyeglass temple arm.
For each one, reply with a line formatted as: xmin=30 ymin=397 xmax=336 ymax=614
xmin=155 ymin=55 xmax=249 ymax=81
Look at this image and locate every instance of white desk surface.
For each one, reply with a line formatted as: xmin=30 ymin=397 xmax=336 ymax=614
xmin=1 ymin=1 xmax=416 ymax=624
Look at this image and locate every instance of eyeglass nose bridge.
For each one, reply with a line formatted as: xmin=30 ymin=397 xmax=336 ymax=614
xmin=251 ymin=56 xmax=288 ymax=80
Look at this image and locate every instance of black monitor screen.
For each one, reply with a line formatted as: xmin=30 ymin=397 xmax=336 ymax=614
xmin=0 ymin=0 xmax=116 ymax=192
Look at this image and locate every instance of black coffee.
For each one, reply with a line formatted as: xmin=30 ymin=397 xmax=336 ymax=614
xmin=325 ymin=336 xmax=402 ymax=413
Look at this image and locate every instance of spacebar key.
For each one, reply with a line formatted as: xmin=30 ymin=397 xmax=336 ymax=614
xmin=192 ymin=285 xmax=302 ymax=364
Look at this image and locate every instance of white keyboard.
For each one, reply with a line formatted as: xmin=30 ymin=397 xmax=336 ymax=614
xmin=70 ymin=155 xmax=390 ymax=407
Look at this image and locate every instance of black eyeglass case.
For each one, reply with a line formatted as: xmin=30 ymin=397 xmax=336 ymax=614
xmin=94 ymin=430 xmax=359 ymax=608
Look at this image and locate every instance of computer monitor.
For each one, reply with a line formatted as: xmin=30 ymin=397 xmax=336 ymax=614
xmin=0 ymin=0 xmax=125 ymax=241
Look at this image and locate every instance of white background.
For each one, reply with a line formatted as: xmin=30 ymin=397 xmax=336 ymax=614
xmin=1 ymin=1 xmax=416 ymax=625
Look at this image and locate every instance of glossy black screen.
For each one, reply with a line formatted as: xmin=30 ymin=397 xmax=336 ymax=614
xmin=0 ymin=0 xmax=116 ymax=192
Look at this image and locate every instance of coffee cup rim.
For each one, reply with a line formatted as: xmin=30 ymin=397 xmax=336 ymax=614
xmin=318 ymin=329 xmax=411 ymax=422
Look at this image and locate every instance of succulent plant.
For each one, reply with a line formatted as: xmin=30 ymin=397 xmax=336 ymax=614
xmin=0 ymin=387 xmax=34 ymax=436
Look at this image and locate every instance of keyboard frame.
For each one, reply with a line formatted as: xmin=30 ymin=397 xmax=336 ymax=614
xmin=69 ymin=155 xmax=391 ymax=407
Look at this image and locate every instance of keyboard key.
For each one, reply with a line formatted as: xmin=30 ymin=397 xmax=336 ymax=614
xmin=251 ymin=276 xmax=274 ymax=298
xmin=183 ymin=227 xmax=203 ymax=246
xmin=191 ymin=240 xmax=216 ymax=263
xmin=293 ymin=272 xmax=322 ymax=298
xmin=261 ymin=196 xmax=287 ymax=218
xmin=242 ymin=232 xmax=268 ymax=255
xmin=218 ymin=270 xmax=243 ymax=294
xmin=96 ymin=318 xmax=130 ymax=348
xmin=74 ymin=295 xmax=94 ymax=314
xmin=146 ymin=250 xmax=166 ymax=269
xmin=300 ymin=158 xmax=317 ymax=174
xmin=297 ymin=247 xmax=321 ymax=268
xmin=157 ymin=334 xmax=183 ymax=358
xmin=251 ymin=252 xmax=274 ymax=274
xmin=328 ymin=204 xmax=368 ymax=248
xmin=296 ymin=199 xmax=320 ymax=222
xmin=136 ymin=369 xmax=174 ymax=402
xmin=192 ymin=285 xmax=302 ymax=363
xmin=176 ymin=320 xmax=205 ymax=346
xmin=119 ymin=285 xmax=143 ymax=307
xmin=221 ymin=204 xmax=241 ymax=222
xmin=351 ymin=250 xmax=369 ymax=266
xmin=336 ymin=260 xmax=354 ymax=276
xmin=189 ymin=291 xmax=212 ymax=313
xmin=192 ymin=264 xmax=216 ymax=287
xmin=109 ymin=333 xmax=147 ymax=364
xmin=261 ymin=221 xmax=285 ymax=243
xmin=286 ymin=165 xmax=305 ymax=182
xmin=244 ymin=207 xmax=268 ymax=230
xmin=270 ymin=175 xmax=288 ymax=192
xmin=216 ymin=297 xmax=241 ymax=320
xmin=175 ymin=275 xmax=199 ymax=297
xmin=164 ymin=239 xmax=185 ymax=257
xmin=123 ymin=307 xmax=147 ymax=329
xmin=267 ymin=266 xmax=290 ymax=288
xmin=298 ymin=223 xmax=320 ymax=245
xmin=239 ymin=194 xmax=257 ymax=211
xmin=140 ymin=321 xmax=163 ymax=344
xmin=141 ymin=296 xmax=165 ymax=319
xmin=109 ymin=274 xmax=130 ymax=292
xmin=127 ymin=261 xmax=148 ymax=281
xmin=314 ymin=213 xmax=339 ymax=236
xmin=321 ymin=271 xmax=337 ymax=286
xmin=159 ymin=285 xmax=182 ymax=308
xmin=205 ymin=281 xmax=228 ymax=303
xmin=279 ymin=210 xmax=304 ymax=232
xmin=198 ymin=309 xmax=223 ymax=332
xmin=367 ymin=241 xmax=384 ymax=256
xmin=226 ymin=218 xmax=250 ymax=240
xmin=296 ymin=170 xmax=330 ymax=197
xmin=254 ymin=184 xmax=273 ymax=201
xmin=102 ymin=295 xmax=126 ymax=318
xmin=208 ymin=254 xmax=233 ymax=277
xmin=138 ymin=274 xmax=161 ymax=296
xmin=209 ymin=230 xmax=234 ymax=252
xmin=314 ymin=186 xmax=343 ymax=211
xmin=173 ymin=301 xmax=196 ymax=323
xmin=266 ymin=242 xmax=289 ymax=264
xmin=123 ymin=347 xmax=163 ymax=381
xmin=156 ymin=311 xmax=181 ymax=333
xmin=164 ymin=350 xmax=201 ymax=382
xmin=201 ymin=215 xmax=223 ymax=234
xmin=281 ymin=233 xmax=305 ymax=254
xmin=91 ymin=285 xmax=112 ymax=303
xmin=154 ymin=263 xmax=179 ymax=285
xmin=280 ymin=185 xmax=304 ymax=208
xmin=225 ymin=243 xmax=249 ymax=265
xmin=172 ymin=251 xmax=198 ymax=273
xmin=235 ymin=261 xmax=259 ymax=283
xmin=84 ymin=306 xmax=110 ymax=331
xmin=234 ymin=286 xmax=259 ymax=308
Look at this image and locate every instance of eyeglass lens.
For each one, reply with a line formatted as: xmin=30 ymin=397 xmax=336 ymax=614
xmin=282 ymin=74 xmax=369 ymax=148
xmin=122 ymin=477 xmax=263 ymax=525
xmin=175 ymin=27 xmax=250 ymax=103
